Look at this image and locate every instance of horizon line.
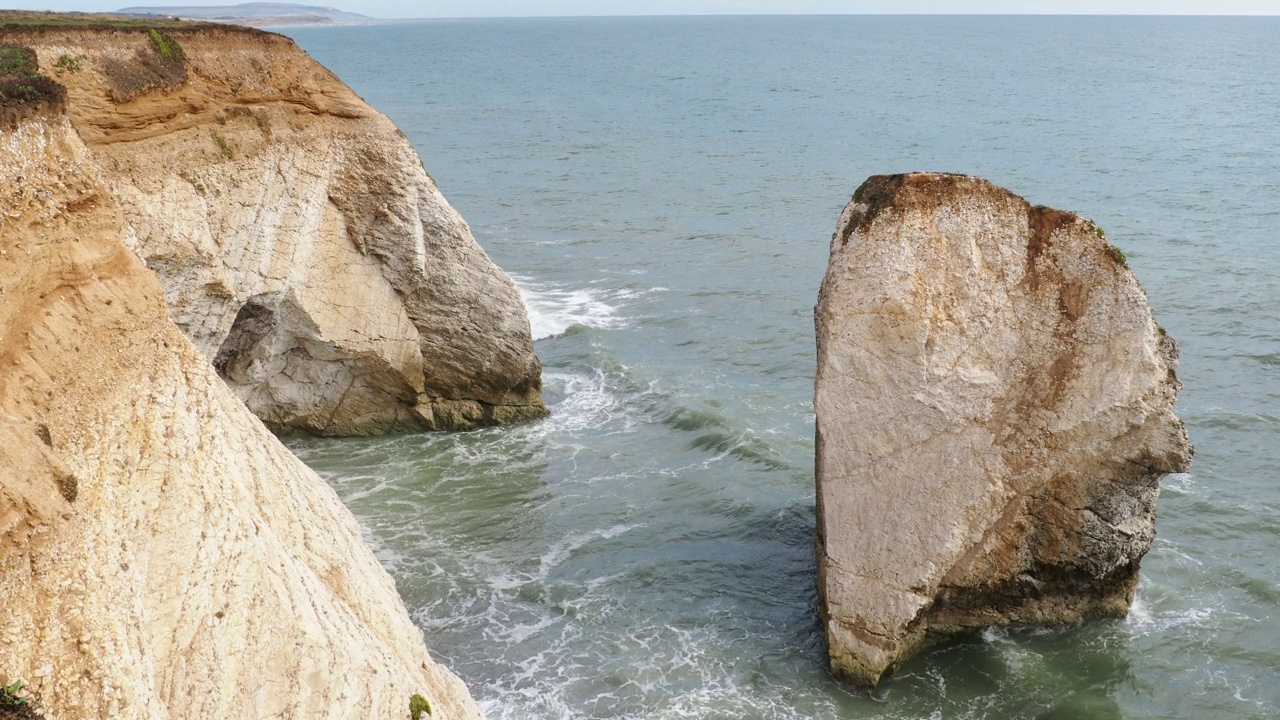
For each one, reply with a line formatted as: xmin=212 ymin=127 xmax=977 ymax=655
xmin=86 ymin=7 xmax=1280 ymax=20
xmin=318 ymin=12 xmax=1279 ymax=20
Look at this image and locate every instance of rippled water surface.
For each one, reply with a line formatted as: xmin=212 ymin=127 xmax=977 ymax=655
xmin=284 ymin=16 xmax=1280 ymax=719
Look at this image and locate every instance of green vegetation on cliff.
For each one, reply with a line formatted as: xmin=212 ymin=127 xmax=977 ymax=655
xmin=0 ymin=9 xmax=226 ymax=31
xmin=0 ymin=42 xmax=64 ymax=126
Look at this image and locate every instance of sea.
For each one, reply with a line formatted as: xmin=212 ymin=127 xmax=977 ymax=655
xmin=281 ymin=16 xmax=1280 ymax=719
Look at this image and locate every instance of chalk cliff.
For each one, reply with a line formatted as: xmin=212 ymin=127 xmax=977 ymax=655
xmin=15 ymin=20 xmax=544 ymax=435
xmin=814 ymin=173 xmax=1192 ymax=690
xmin=1 ymin=22 xmax=486 ymax=719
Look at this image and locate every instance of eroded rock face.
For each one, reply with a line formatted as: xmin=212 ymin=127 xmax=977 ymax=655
xmin=815 ymin=173 xmax=1192 ymax=690
xmin=0 ymin=109 xmax=481 ymax=718
xmin=15 ymin=26 xmax=544 ymax=434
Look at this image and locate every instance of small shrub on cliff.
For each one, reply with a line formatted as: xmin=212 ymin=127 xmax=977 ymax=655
xmin=211 ymin=131 xmax=233 ymax=158
xmin=54 ymin=53 xmax=86 ymax=74
xmin=0 ymin=45 xmax=34 ymax=75
xmin=1092 ymin=225 xmax=1126 ymax=266
xmin=0 ymin=679 xmax=28 ymax=706
xmin=409 ymin=693 xmax=432 ymax=719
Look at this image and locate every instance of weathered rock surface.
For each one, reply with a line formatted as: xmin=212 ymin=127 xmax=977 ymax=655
xmin=13 ymin=24 xmax=544 ymax=435
xmin=815 ymin=173 xmax=1192 ymax=690
xmin=0 ymin=45 xmax=481 ymax=720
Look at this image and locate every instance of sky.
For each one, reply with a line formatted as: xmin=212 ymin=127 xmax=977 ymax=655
xmin=7 ymin=0 xmax=1279 ymax=17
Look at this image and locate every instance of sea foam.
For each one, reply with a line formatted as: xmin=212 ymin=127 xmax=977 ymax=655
xmin=515 ymin=276 xmax=631 ymax=340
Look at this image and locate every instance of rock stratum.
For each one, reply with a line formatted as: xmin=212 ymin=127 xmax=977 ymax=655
xmin=8 ymin=16 xmax=545 ymax=435
xmin=815 ymin=173 xmax=1192 ymax=690
xmin=0 ymin=18 xmax=506 ymax=720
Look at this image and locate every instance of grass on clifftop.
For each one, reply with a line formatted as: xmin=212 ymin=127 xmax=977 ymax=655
xmin=0 ymin=10 xmax=221 ymax=32
xmin=0 ymin=10 xmax=270 ymax=41
xmin=148 ymin=27 xmax=184 ymax=59
xmin=0 ymin=11 xmax=274 ymax=108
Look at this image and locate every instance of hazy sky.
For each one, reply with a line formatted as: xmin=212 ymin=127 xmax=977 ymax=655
xmin=10 ymin=0 xmax=1280 ymax=17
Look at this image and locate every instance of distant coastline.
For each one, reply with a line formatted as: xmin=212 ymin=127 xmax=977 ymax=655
xmin=117 ymin=2 xmax=374 ymax=27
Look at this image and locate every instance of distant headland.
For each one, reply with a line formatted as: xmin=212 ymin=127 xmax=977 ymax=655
xmin=116 ymin=2 xmax=372 ymax=27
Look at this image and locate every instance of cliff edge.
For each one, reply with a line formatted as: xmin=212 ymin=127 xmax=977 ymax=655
xmin=1 ymin=22 xmax=484 ymax=719
xmin=6 ymin=15 xmax=544 ymax=435
xmin=815 ymin=173 xmax=1192 ymax=690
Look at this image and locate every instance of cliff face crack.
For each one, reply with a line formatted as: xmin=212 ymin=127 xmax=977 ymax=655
xmin=323 ymin=375 xmax=359 ymax=433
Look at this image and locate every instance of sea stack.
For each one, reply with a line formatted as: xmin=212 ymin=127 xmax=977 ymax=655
xmin=814 ymin=173 xmax=1192 ymax=690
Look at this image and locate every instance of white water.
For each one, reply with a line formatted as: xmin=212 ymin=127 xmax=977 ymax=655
xmin=287 ymin=15 xmax=1280 ymax=719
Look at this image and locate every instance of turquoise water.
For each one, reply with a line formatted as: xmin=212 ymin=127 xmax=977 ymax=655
xmin=284 ymin=17 xmax=1280 ymax=719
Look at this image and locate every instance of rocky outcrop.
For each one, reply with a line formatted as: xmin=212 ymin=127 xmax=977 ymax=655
xmin=0 ymin=37 xmax=481 ymax=720
xmin=815 ymin=173 xmax=1192 ymax=690
xmin=11 ymin=22 xmax=544 ymax=435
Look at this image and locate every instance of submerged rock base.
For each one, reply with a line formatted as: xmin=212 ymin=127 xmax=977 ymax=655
xmin=814 ymin=173 xmax=1192 ymax=690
